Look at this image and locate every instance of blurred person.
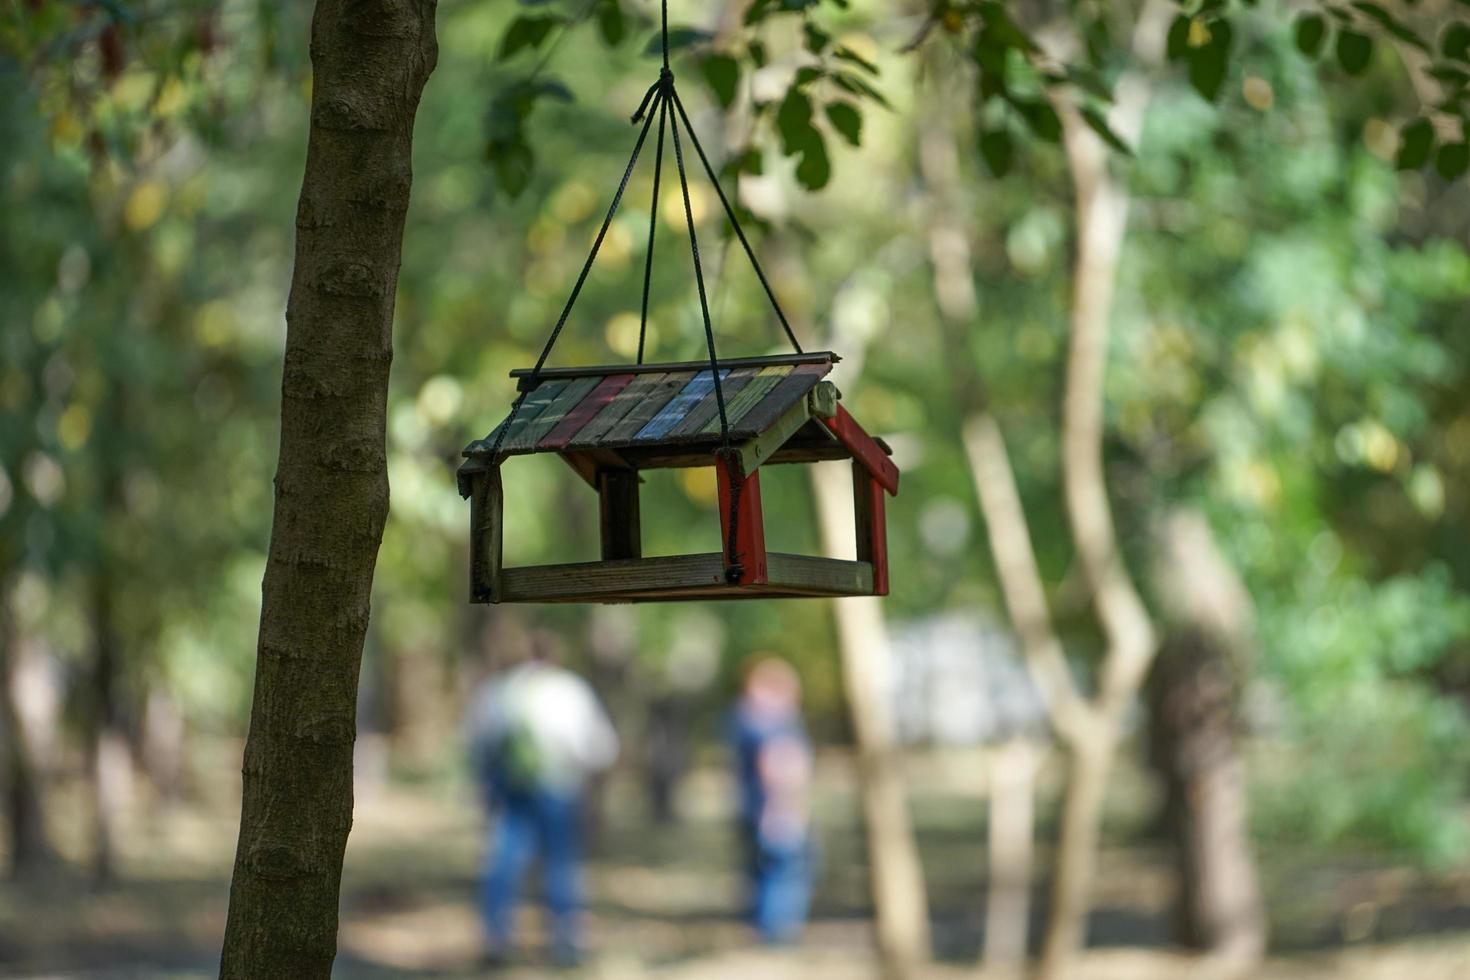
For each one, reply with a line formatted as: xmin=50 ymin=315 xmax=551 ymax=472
xmin=465 ymin=632 xmax=619 ymax=966
xmin=728 ymin=655 xmax=815 ymax=944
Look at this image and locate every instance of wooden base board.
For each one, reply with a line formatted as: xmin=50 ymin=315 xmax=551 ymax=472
xmin=488 ymin=552 xmax=875 ymax=604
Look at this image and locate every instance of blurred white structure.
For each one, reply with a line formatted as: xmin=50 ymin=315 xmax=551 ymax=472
xmin=888 ymin=613 xmax=1047 ymax=746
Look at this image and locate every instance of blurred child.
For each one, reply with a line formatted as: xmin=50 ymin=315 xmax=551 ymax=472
xmin=728 ymin=655 xmax=815 ymax=944
xmin=465 ymin=632 xmax=618 ymax=966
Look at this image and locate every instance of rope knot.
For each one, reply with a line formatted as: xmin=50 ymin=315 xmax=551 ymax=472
xmin=633 ymin=68 xmax=677 ymax=123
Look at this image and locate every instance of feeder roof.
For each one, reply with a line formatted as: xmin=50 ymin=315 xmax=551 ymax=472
xmin=460 ymin=350 xmax=898 ymax=495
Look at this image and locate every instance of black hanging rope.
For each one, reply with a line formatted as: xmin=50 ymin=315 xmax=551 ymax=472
xmin=489 ymin=86 xmax=663 ymax=460
xmin=668 ymin=85 xmax=746 ymax=581
xmin=636 ymin=72 xmax=671 ymax=364
xmin=490 ymin=0 xmax=805 ymax=582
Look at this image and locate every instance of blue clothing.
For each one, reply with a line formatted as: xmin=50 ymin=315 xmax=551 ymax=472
xmin=728 ymin=703 xmax=814 ymax=943
xmin=480 ymin=788 xmax=583 ymax=957
xmin=752 ymin=833 xmax=812 ymax=944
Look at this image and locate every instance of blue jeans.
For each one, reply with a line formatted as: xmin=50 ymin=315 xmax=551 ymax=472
xmin=481 ymin=788 xmax=583 ymax=955
xmin=750 ymin=833 xmax=812 ymax=943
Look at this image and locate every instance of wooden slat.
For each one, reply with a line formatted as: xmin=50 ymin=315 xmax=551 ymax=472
xmin=727 ymin=363 xmax=827 ymax=436
xmin=566 ymin=372 xmax=669 ymax=449
xmin=503 ymin=376 xmax=599 ymax=452
xmin=700 ymin=365 xmax=790 ymax=436
xmin=601 ymin=371 xmax=696 ymax=443
xmin=765 ymin=553 xmax=874 ymax=595
xmin=499 ymin=553 xmax=730 ymax=601
xmin=511 ymin=351 xmax=838 ymax=387
xmin=731 ymin=396 xmax=811 ymax=480
xmin=484 ymin=379 xmax=569 ymax=455
xmin=634 ymin=369 xmax=727 ymax=441
xmin=540 ymin=373 xmax=636 ymax=450
xmin=818 ymin=405 xmax=900 ymax=495
xmin=667 ymin=366 xmax=759 ymax=438
xmin=469 ymin=467 xmax=503 ymax=603
xmin=494 ymin=552 xmax=872 ymax=603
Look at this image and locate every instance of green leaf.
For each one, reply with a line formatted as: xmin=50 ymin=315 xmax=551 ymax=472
xmin=795 ymin=134 xmax=831 ymax=190
xmin=734 ymin=147 xmax=764 ymax=175
xmin=1013 ymin=98 xmax=1062 ymax=142
xmin=1444 ymin=22 xmax=1470 ymax=62
xmin=794 ymin=65 xmax=824 ymax=87
xmin=1351 ymin=3 xmax=1430 ymax=53
xmin=749 ymin=40 xmax=768 ymax=67
xmin=978 ymin=128 xmax=1013 ymax=176
xmin=1187 ymin=20 xmax=1233 ymax=102
xmin=831 ymin=71 xmax=890 ymax=108
xmin=489 ymin=139 xmax=534 ymax=197
xmin=1080 ymin=105 xmax=1133 ymax=154
xmin=1336 ymin=29 xmax=1373 ymax=75
xmin=1295 ymin=13 xmax=1328 ymax=58
xmin=825 ymin=101 xmax=862 ymax=146
xmin=776 ymin=89 xmax=815 ymax=155
xmin=643 ymin=26 xmax=714 ymax=56
xmin=1436 ymin=141 xmax=1470 ymax=179
xmin=700 ymin=54 xmax=740 ymax=109
xmin=1061 ymin=65 xmax=1112 ymax=101
xmin=1396 ymin=118 xmax=1435 ymax=170
xmin=596 ymin=0 xmax=625 ymax=46
xmin=803 ymin=22 xmax=830 ymax=54
xmin=833 ymin=45 xmax=879 ymax=76
xmin=976 ymin=2 xmax=1038 ymax=54
xmin=1428 ymin=65 xmax=1470 ymax=90
xmin=1167 ymin=13 xmax=1192 ymax=61
xmin=499 ymin=15 xmax=563 ymax=60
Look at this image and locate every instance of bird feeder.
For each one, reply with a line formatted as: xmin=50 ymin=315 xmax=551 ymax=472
xmin=458 ymin=351 xmax=897 ymax=604
xmin=457 ymin=30 xmax=898 ymax=604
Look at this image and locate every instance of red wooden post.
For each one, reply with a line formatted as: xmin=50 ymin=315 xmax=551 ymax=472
xmin=853 ymin=462 xmax=889 ymax=596
xmin=715 ymin=456 xmax=767 ymax=585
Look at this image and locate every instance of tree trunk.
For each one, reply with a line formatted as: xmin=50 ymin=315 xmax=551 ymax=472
xmin=812 ymin=463 xmax=931 ymax=979
xmin=0 ymin=576 xmax=56 ymax=878
xmin=1037 ymin=736 xmax=1113 ymax=980
xmin=87 ymin=563 xmax=124 ymax=883
xmin=1147 ymin=512 xmax=1265 ymax=964
xmin=220 ymin=3 xmax=437 ymax=977
xmin=983 ymin=738 xmax=1040 ymax=977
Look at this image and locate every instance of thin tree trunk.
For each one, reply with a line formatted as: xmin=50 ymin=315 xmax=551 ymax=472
xmin=1034 ymin=8 xmax=1168 ymax=976
xmin=1038 ymin=737 xmax=1113 ymax=973
xmin=812 ymin=462 xmax=932 ymax=979
xmin=1147 ymin=511 xmax=1265 ymax=964
xmin=220 ymin=3 xmax=437 ymax=977
xmin=0 ymin=575 xmax=56 ymax=878
xmin=983 ymin=738 xmax=1040 ymax=977
xmin=87 ymin=563 xmax=124 ymax=883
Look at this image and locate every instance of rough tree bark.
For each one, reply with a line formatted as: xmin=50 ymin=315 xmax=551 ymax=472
xmin=812 ymin=462 xmax=932 ymax=979
xmin=0 ymin=576 xmax=56 ymax=878
xmin=1147 ymin=511 xmax=1265 ymax=965
xmin=219 ymin=3 xmax=437 ymax=977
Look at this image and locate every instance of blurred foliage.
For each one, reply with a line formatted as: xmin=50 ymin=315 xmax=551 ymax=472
xmin=1 ymin=0 xmax=1468 ymax=872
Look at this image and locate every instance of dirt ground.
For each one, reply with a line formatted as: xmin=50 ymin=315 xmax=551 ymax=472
xmin=1 ymin=748 xmax=1467 ymax=979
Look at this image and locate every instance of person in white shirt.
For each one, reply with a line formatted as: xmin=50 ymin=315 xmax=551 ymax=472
xmin=466 ymin=633 xmax=618 ymax=966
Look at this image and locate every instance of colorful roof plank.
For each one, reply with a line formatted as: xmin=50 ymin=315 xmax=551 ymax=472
xmin=464 ymin=352 xmax=847 ymax=460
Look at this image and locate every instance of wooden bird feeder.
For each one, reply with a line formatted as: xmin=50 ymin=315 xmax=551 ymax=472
xmin=457 ymin=350 xmax=898 ymax=604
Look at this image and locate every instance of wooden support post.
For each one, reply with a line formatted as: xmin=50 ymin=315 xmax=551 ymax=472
xmin=715 ymin=456 xmax=767 ymax=585
xmin=853 ymin=460 xmax=889 ymax=596
xmin=598 ymin=468 xmax=641 ymax=560
xmin=469 ymin=466 xmax=504 ymax=603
